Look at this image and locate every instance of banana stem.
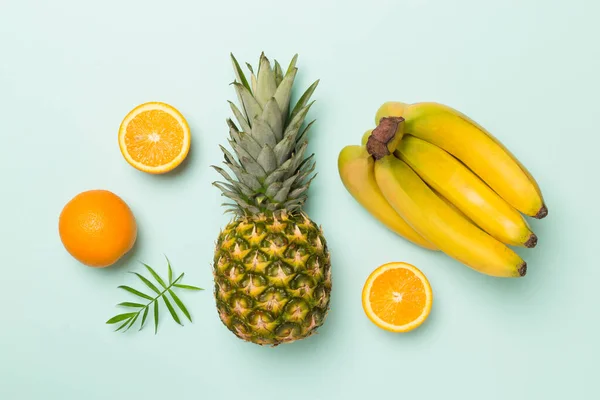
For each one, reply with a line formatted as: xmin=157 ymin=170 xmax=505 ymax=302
xmin=366 ymin=117 xmax=405 ymax=160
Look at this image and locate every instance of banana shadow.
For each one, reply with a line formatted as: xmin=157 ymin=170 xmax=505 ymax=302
xmin=475 ymin=212 xmax=556 ymax=295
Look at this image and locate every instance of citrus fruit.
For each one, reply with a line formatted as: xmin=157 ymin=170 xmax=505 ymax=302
xmin=362 ymin=262 xmax=433 ymax=332
xmin=59 ymin=190 xmax=137 ymax=267
xmin=118 ymin=101 xmax=191 ymax=174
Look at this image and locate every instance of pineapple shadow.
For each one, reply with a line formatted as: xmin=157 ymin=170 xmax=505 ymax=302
xmin=245 ymin=327 xmax=334 ymax=356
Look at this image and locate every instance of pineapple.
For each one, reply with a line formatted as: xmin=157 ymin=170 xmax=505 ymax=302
xmin=212 ymin=53 xmax=332 ymax=346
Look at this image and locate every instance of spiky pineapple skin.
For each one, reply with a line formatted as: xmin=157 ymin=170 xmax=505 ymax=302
xmin=213 ymin=212 xmax=331 ymax=346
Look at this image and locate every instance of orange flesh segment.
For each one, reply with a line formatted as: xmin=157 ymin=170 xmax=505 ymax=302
xmin=124 ymin=109 xmax=184 ymax=167
xmin=369 ymin=268 xmax=427 ymax=326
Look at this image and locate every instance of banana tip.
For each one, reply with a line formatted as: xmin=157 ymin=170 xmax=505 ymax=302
xmin=535 ymin=205 xmax=548 ymax=219
xmin=518 ymin=262 xmax=527 ymax=277
xmin=525 ymin=234 xmax=538 ymax=249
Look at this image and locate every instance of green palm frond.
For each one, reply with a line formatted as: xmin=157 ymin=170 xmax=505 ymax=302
xmin=106 ymin=256 xmax=203 ymax=334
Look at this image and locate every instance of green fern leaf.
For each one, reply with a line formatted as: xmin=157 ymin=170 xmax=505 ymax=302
xmin=107 ymin=256 xmax=202 ymax=334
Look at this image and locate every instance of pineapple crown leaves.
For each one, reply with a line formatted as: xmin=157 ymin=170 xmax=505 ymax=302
xmin=105 ymin=256 xmax=203 ymax=334
xmin=212 ymin=52 xmax=319 ymax=216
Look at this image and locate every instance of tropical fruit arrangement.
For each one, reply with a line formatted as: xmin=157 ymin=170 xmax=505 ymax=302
xmin=338 ymin=102 xmax=547 ymax=278
xmin=56 ymin=51 xmax=546 ymax=343
xmin=59 ymin=100 xmax=201 ymax=333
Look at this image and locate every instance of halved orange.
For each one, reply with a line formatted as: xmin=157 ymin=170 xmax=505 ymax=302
xmin=118 ymin=102 xmax=191 ymax=174
xmin=362 ymin=262 xmax=433 ymax=332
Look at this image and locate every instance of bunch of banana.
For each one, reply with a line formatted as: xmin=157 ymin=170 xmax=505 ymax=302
xmin=338 ymin=101 xmax=547 ymax=278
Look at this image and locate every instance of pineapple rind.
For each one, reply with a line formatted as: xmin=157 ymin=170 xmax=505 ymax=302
xmin=213 ymin=213 xmax=331 ymax=345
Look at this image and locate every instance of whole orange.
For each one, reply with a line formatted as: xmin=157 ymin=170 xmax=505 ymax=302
xmin=59 ymin=190 xmax=137 ymax=267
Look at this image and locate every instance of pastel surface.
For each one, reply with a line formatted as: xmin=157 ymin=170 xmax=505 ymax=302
xmin=0 ymin=0 xmax=598 ymax=399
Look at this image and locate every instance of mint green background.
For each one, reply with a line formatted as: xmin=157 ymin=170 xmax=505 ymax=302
xmin=1 ymin=0 xmax=598 ymax=399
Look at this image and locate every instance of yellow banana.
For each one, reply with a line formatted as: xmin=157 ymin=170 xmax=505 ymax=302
xmin=338 ymin=144 xmax=437 ymax=250
xmin=434 ymin=188 xmax=472 ymax=222
xmin=397 ymin=135 xmax=537 ymax=248
xmin=375 ymin=101 xmax=547 ymax=219
xmin=362 ymin=127 xmax=473 ymax=237
xmin=361 ymin=129 xmax=372 ymax=146
xmin=371 ymin=154 xmax=526 ymax=277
